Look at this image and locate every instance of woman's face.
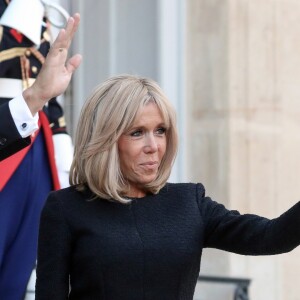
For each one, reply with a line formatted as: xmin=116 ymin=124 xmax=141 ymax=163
xmin=118 ymin=102 xmax=167 ymax=198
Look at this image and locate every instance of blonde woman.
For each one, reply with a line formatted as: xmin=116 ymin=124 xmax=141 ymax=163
xmin=35 ymin=73 xmax=300 ymax=299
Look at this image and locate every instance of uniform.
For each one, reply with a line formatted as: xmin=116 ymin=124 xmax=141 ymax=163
xmin=0 ymin=0 xmax=72 ymax=298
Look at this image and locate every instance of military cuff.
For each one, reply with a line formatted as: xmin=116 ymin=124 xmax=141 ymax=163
xmin=8 ymin=94 xmax=39 ymax=138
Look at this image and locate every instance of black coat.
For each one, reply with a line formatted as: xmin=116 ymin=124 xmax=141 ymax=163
xmin=0 ymin=101 xmax=30 ymax=161
xmin=35 ymin=183 xmax=300 ymax=300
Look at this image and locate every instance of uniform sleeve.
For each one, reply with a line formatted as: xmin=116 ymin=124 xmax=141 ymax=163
xmin=0 ymin=101 xmax=31 ymax=161
xmin=196 ymin=184 xmax=300 ymax=255
xmin=35 ymin=192 xmax=72 ymax=300
xmin=8 ymin=94 xmax=39 ymax=137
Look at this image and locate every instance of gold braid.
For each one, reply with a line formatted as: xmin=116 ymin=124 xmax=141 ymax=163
xmin=20 ymin=55 xmax=30 ymax=90
xmin=29 ymin=47 xmax=45 ymax=64
xmin=19 ymin=47 xmax=46 ymax=90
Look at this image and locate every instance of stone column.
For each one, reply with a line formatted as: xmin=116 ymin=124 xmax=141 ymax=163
xmin=186 ymin=0 xmax=300 ymax=299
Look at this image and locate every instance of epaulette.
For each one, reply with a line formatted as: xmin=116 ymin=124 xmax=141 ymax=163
xmin=0 ymin=47 xmax=27 ymax=63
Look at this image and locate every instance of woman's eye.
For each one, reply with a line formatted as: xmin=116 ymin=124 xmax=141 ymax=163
xmin=130 ymin=130 xmax=143 ymax=137
xmin=156 ymin=127 xmax=166 ymax=135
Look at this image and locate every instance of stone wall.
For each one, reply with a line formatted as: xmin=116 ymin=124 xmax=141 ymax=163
xmin=186 ymin=0 xmax=300 ymax=299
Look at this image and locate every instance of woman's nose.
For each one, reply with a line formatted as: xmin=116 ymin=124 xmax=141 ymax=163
xmin=144 ymin=134 xmax=158 ymax=153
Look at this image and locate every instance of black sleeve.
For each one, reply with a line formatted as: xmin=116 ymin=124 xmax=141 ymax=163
xmin=0 ymin=101 xmax=31 ymax=161
xmin=196 ymin=184 xmax=300 ymax=255
xmin=35 ymin=192 xmax=72 ymax=300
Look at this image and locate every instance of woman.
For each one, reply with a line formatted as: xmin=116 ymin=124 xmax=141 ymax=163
xmin=35 ymin=72 xmax=300 ymax=298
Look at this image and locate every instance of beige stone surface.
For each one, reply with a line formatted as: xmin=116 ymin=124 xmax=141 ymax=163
xmin=186 ymin=0 xmax=300 ymax=299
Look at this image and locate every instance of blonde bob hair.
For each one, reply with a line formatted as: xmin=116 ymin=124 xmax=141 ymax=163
xmin=70 ymin=74 xmax=178 ymax=203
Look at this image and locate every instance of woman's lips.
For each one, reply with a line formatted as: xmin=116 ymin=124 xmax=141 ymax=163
xmin=140 ymin=161 xmax=158 ymax=170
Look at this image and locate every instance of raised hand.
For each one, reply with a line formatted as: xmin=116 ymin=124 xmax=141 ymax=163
xmin=23 ymin=13 xmax=82 ymax=115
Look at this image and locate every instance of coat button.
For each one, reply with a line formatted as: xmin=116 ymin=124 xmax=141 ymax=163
xmin=25 ymin=49 xmax=31 ymax=57
xmin=32 ymin=66 xmax=38 ymax=74
xmin=0 ymin=137 xmax=7 ymax=145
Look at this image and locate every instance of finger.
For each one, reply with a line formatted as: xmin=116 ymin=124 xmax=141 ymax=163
xmin=49 ymin=28 xmax=66 ymax=51
xmin=64 ymin=16 xmax=75 ymax=42
xmin=46 ymin=13 xmax=80 ymax=55
xmin=71 ymin=13 xmax=80 ymax=35
xmin=66 ymin=54 xmax=82 ymax=73
xmin=51 ymin=15 xmax=77 ymax=49
xmin=64 ymin=13 xmax=80 ymax=48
